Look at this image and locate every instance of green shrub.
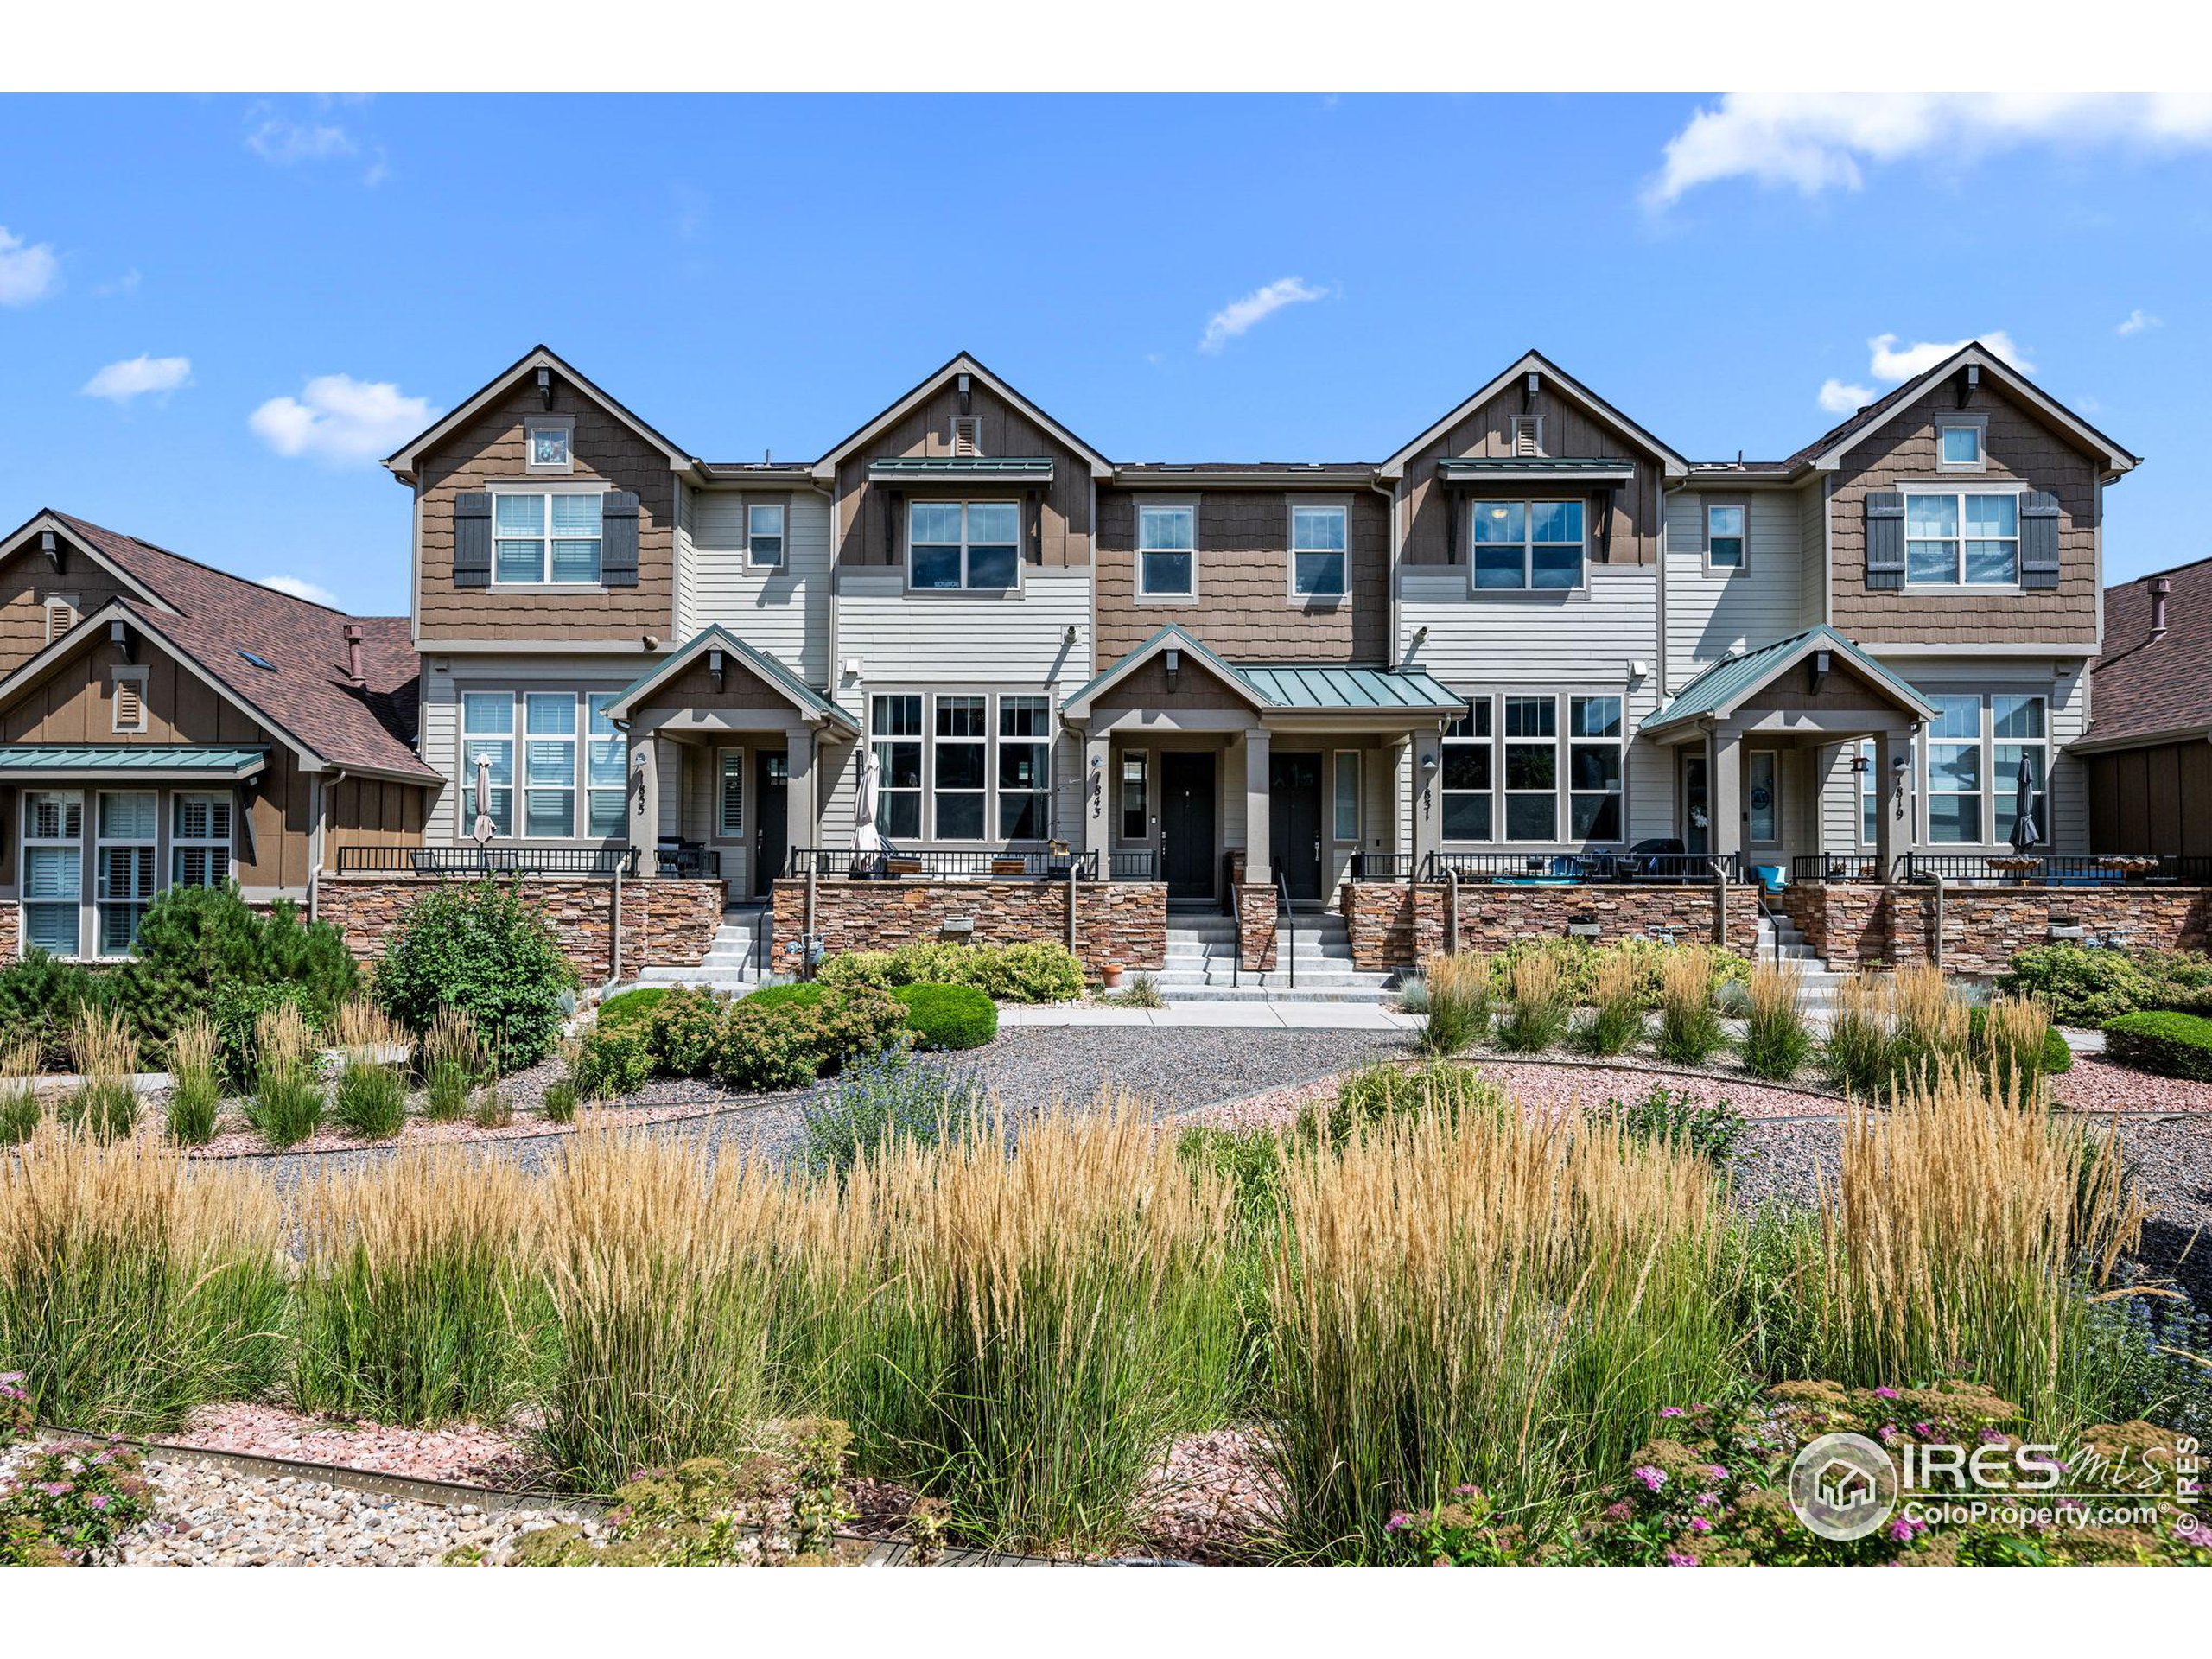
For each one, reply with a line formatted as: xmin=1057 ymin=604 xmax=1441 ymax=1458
xmin=714 ymin=1000 xmax=826 ymax=1092
xmin=1997 ymin=944 xmax=2156 ymax=1027
xmin=798 ymin=1052 xmax=988 ymax=1176
xmin=967 ymin=942 xmax=1084 ymax=1003
xmin=811 ymin=986 xmax=908 ymax=1073
xmin=112 ymin=886 xmax=356 ymax=1064
xmin=741 ymin=982 xmax=823 ymax=1012
xmin=210 ymin=981 xmax=310 ymax=1090
xmin=0 ymin=1440 xmax=156 ymax=1563
xmin=594 ymin=988 xmax=666 ymax=1032
xmin=541 ymin=1080 xmax=580 ymax=1125
xmin=814 ymin=939 xmax=1082 ymax=1003
xmin=894 ymin=983 xmax=998 ymax=1051
xmin=2102 ymin=1009 xmax=2212 ymax=1081
xmin=1325 ymin=1060 xmax=1505 ymax=1141
xmin=645 ymin=985 xmax=725 ymax=1077
xmin=573 ymin=1023 xmax=653 ymax=1100
xmin=0 ymin=950 xmax=105 ymax=1071
xmin=372 ymin=880 xmax=577 ymax=1071
xmin=1588 ymin=1087 xmax=1743 ymax=1168
xmin=1176 ymin=1124 xmax=1290 ymax=1236
xmin=1967 ymin=1004 xmax=2074 ymax=1083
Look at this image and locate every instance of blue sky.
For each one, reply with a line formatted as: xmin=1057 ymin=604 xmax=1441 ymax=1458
xmin=4 ymin=92 xmax=2208 ymax=613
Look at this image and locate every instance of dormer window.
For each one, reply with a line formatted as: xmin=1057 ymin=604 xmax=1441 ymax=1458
xmin=526 ymin=418 xmax=575 ymax=473
xmin=950 ymin=416 xmax=982 ymax=457
xmin=1937 ymin=416 xmax=1986 ymax=471
xmin=1511 ymin=416 xmax=1542 ymax=457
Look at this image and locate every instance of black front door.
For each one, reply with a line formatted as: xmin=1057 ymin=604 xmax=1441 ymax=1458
xmin=753 ymin=751 xmax=789 ymax=898
xmin=1271 ymin=751 xmax=1325 ymax=904
xmin=1160 ymin=751 xmax=1217 ymax=901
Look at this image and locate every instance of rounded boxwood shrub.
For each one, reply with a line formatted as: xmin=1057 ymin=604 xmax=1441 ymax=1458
xmin=594 ymin=987 xmax=666 ymax=1033
xmin=372 ymin=880 xmax=577 ymax=1071
xmin=2102 ymin=1009 xmax=2212 ymax=1082
xmin=1996 ymin=944 xmax=2155 ymax=1027
xmin=893 ymin=982 xmax=998 ymax=1051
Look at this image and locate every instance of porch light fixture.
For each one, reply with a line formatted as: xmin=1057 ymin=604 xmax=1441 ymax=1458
xmin=1851 ymin=752 xmax=1871 ymax=776
xmin=109 ymin=619 xmax=134 ymax=663
xmin=708 ymin=647 xmax=727 ymax=690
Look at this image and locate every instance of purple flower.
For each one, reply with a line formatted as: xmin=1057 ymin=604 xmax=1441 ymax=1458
xmin=1888 ymin=1516 xmax=1926 ymax=1544
xmin=1688 ymin=1516 xmax=1713 ymax=1535
xmin=88 ymin=1493 xmax=111 ymax=1511
xmin=1695 ymin=1491 xmax=1723 ymax=1510
xmin=1978 ymin=1428 xmax=2005 ymax=1444
xmin=1450 ymin=1484 xmax=1479 ymax=1498
xmin=1873 ymin=1386 xmax=1902 ymax=1401
xmin=1632 ymin=1465 xmax=1668 ymax=1492
xmin=39 ymin=1482 xmax=71 ymax=1497
xmin=1707 ymin=1464 xmax=1729 ymax=1481
xmin=1913 ymin=1421 xmax=1936 ymax=1438
xmin=1664 ymin=1549 xmax=1700 ymax=1567
xmin=1659 ymin=1406 xmax=1685 ymax=1418
xmin=1385 ymin=1512 xmax=1413 ymax=1532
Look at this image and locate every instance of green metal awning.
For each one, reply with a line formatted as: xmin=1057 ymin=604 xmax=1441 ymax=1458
xmin=1236 ymin=664 xmax=1465 ymax=715
xmin=0 ymin=743 xmax=270 ymax=780
xmin=866 ymin=457 xmax=1055 ymax=481
xmin=1435 ymin=456 xmax=1639 ymax=483
xmin=1643 ymin=626 xmax=1937 ymax=734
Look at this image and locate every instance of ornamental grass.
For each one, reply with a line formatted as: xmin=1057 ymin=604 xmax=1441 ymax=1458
xmin=65 ymin=1005 xmax=139 ymax=1143
xmin=775 ymin=1093 xmax=1239 ymax=1554
xmin=291 ymin=1145 xmax=539 ymax=1427
xmin=164 ymin=1014 xmax=222 ymax=1147
xmin=0 ymin=1038 xmax=41 ymax=1147
xmin=1263 ymin=1096 xmax=1742 ymax=1562
xmin=1415 ymin=951 xmax=1491 ymax=1055
xmin=1738 ymin=960 xmax=1815 ymax=1081
xmin=0 ymin=1123 xmax=285 ymax=1434
xmin=419 ymin=1007 xmax=484 ymax=1122
xmin=1491 ymin=952 xmax=1568 ymax=1053
xmin=1654 ymin=944 xmax=1726 ymax=1065
xmin=249 ymin=1001 xmax=323 ymax=1149
xmin=1573 ymin=947 xmax=1646 ymax=1058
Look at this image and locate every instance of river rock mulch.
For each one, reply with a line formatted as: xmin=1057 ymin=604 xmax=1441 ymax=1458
xmin=2051 ymin=1056 xmax=2212 ymax=1116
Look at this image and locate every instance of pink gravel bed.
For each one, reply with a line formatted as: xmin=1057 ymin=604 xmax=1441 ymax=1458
xmin=182 ymin=1095 xmax=750 ymax=1160
xmin=167 ymin=1402 xmax=536 ymax=1487
xmin=1183 ymin=1058 xmax=1840 ymax=1131
xmin=1135 ymin=1428 xmax=1277 ymax=1562
xmin=2052 ymin=1055 xmax=2212 ymax=1115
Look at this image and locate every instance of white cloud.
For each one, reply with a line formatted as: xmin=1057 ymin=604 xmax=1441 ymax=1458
xmin=249 ymin=373 xmax=438 ymax=464
xmin=1867 ymin=330 xmax=2033 ymax=380
xmin=1818 ymin=378 xmax=1875 ymax=415
xmin=2117 ymin=308 xmax=2162 ymax=336
xmin=1199 ymin=276 xmax=1328 ymax=353
xmin=82 ymin=354 xmax=194 ymax=403
xmin=0 ymin=226 xmax=60 ymax=306
xmin=246 ymin=118 xmax=357 ymax=166
xmin=1647 ymin=93 xmax=2212 ymax=207
xmin=362 ymin=149 xmax=391 ymax=189
xmin=258 ymin=575 xmax=340 ymax=607
xmin=95 ymin=269 xmax=143 ymax=298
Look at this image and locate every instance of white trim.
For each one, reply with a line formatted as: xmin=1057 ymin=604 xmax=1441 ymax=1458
xmin=109 ymin=664 xmax=149 ymax=734
xmin=524 ymin=414 xmax=576 ymax=474
xmin=1901 ymin=484 xmax=2022 ymax=588
xmin=1936 ymin=412 xmax=1988 ymax=473
xmin=812 ymin=353 xmax=1113 ymax=480
xmin=1134 ymin=497 xmax=1198 ymax=602
xmin=746 ymin=499 xmax=786 ymax=570
xmin=1466 ymin=495 xmax=1588 ymax=594
xmin=0 ymin=513 xmax=175 ymax=615
xmin=1809 ymin=345 xmax=2136 ymax=476
xmin=382 ymin=346 xmax=698 ymax=481
xmin=489 ymin=484 xmax=607 ymax=587
xmin=1703 ymin=498 xmax=1748 ymax=575
xmin=906 ymin=499 xmax=1025 ymax=595
xmin=1287 ymin=496 xmax=1350 ymax=602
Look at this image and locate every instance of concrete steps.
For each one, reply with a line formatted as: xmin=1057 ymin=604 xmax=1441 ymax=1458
xmin=632 ymin=906 xmax=772 ymax=990
xmin=1755 ymin=911 xmax=1850 ymax=1010
xmin=1153 ymin=910 xmax=1397 ymax=1003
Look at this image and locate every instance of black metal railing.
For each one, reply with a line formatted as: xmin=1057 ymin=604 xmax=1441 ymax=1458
xmin=1350 ymin=852 xmax=1420 ymax=881
xmin=1108 ymin=849 xmax=1158 ymax=881
xmin=1274 ymin=861 xmax=1295 ymax=990
xmin=1418 ymin=850 xmax=1743 ymax=885
xmin=1897 ymin=851 xmax=2212 ymax=887
xmin=334 ymin=844 xmax=639 ymax=878
xmin=785 ymin=847 xmax=1100 ymax=881
xmin=655 ymin=846 xmax=722 ymax=880
xmin=1792 ymin=853 xmax=1884 ymax=884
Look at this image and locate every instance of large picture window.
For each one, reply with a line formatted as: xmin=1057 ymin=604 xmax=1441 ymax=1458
xmin=461 ymin=690 xmax=630 ymax=841
xmin=95 ymin=791 xmax=157 ymax=957
xmin=871 ymin=695 xmax=924 ymax=840
xmin=1137 ymin=504 xmax=1196 ymax=597
xmin=933 ymin=695 xmax=988 ymax=839
xmin=493 ymin=489 xmax=603 ymax=585
xmin=22 ymin=791 xmax=82 ymax=957
xmin=1920 ymin=693 xmax=2050 ymax=847
xmin=1441 ymin=702 xmax=1492 ymax=840
xmin=461 ymin=692 xmax=515 ymax=837
xmin=1440 ymin=692 xmax=1628 ymax=847
xmin=1567 ymin=696 xmax=1624 ymax=839
xmin=522 ymin=693 xmax=577 ymax=840
xmin=1993 ymin=695 xmax=2049 ymax=848
xmin=1472 ymin=499 xmax=1584 ymax=591
xmin=1290 ymin=505 xmax=1347 ymax=598
xmin=1503 ymin=696 xmax=1559 ymax=841
xmin=1926 ymin=694 xmax=1984 ymax=843
xmin=997 ymin=696 xmax=1052 ymax=839
xmin=1905 ymin=491 xmax=2018 ymax=586
xmin=910 ymin=501 xmax=1020 ymax=591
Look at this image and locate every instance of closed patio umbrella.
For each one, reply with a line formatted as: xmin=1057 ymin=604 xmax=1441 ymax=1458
xmin=2009 ymin=753 xmax=2041 ymax=854
xmin=853 ymin=750 xmax=883 ymax=855
xmin=470 ymin=753 xmax=496 ymax=843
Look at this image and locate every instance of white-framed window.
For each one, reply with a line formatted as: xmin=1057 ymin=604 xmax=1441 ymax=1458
xmin=1905 ymin=490 xmax=2018 ymax=586
xmin=1472 ymin=499 xmax=1585 ymax=591
xmin=1332 ymin=751 xmax=1361 ymax=843
xmin=525 ymin=419 xmax=574 ymax=472
xmin=1503 ymin=695 xmax=1559 ymax=842
xmin=871 ymin=694 xmax=924 ymax=841
xmin=910 ymin=501 xmax=1020 ymax=591
xmin=1136 ymin=503 xmax=1196 ymax=598
xmin=1119 ymin=750 xmax=1149 ymax=842
xmin=461 ymin=691 xmax=516 ymax=837
xmin=1926 ymin=694 xmax=1984 ymax=844
xmin=22 ymin=791 xmax=82 ymax=957
xmin=1441 ymin=702 xmax=1492 ymax=841
xmin=747 ymin=502 xmax=785 ymax=569
xmin=42 ymin=593 xmax=79 ymax=644
xmin=717 ymin=749 xmax=745 ymax=839
xmin=493 ymin=489 xmax=603 ymax=584
xmin=998 ymin=696 xmax=1052 ymax=840
xmin=586 ymin=696 xmax=626 ymax=838
xmin=95 ymin=791 xmax=156 ymax=957
xmin=111 ymin=670 xmax=148 ymax=734
xmin=1706 ymin=503 xmax=1746 ymax=569
xmin=1290 ymin=504 xmax=1347 ymax=598
xmin=1993 ymin=694 xmax=2049 ymax=849
xmin=522 ymin=693 xmax=578 ymax=840
xmin=933 ymin=695 xmax=988 ymax=839
xmin=1567 ymin=696 xmax=1624 ymax=840
xmin=1937 ymin=418 xmax=1986 ymax=471
xmin=171 ymin=793 xmax=232 ymax=889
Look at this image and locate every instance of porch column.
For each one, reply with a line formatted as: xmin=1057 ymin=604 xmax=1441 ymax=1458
xmin=1244 ymin=728 xmax=1272 ymax=880
xmin=1408 ymin=728 xmax=1440 ymax=870
xmin=1082 ymin=730 xmax=1110 ymax=857
xmin=1708 ymin=726 xmax=1744 ymax=861
xmin=627 ymin=730 xmax=658 ymax=872
xmin=1872 ymin=726 xmax=1902 ymax=876
xmin=787 ymin=724 xmax=817 ymax=852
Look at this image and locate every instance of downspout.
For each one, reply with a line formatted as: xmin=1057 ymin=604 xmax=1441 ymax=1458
xmin=1445 ymin=864 xmax=1459 ymax=956
xmin=609 ymin=858 xmax=624 ymax=987
xmin=1066 ymin=857 xmax=1079 ymax=962
xmin=803 ymin=855 xmax=818 ymax=982
xmin=1930 ymin=873 xmax=1945 ymax=972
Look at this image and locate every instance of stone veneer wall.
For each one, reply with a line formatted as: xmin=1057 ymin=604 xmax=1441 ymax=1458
xmin=1236 ymin=883 xmax=1279 ymax=971
xmin=0 ymin=901 xmax=16 ymax=963
xmin=1777 ymin=882 xmax=2212 ymax=975
xmin=318 ymin=875 xmax=727 ymax=983
xmin=772 ymin=878 xmax=1166 ymax=976
xmin=1340 ymin=880 xmax=1759 ymax=972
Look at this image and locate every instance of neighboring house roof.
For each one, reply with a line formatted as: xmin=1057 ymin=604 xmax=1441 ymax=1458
xmin=2076 ymin=556 xmax=2212 ymax=753
xmin=0 ymin=510 xmax=435 ymax=783
xmin=1061 ymin=626 xmax=1464 ymax=721
xmin=380 ymin=344 xmax=702 ymax=484
xmin=812 ymin=352 xmax=1114 ymax=480
xmin=0 ymin=743 xmax=271 ymax=781
xmin=1643 ymin=626 xmax=1937 ymax=734
xmin=601 ymin=624 xmax=859 ymax=732
xmin=1381 ymin=350 xmax=1692 ymax=480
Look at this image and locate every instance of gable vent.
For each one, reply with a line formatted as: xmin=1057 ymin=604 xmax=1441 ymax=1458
xmin=112 ymin=678 xmax=145 ymax=734
xmin=951 ymin=415 xmax=982 ymax=457
xmin=1511 ymin=416 xmax=1541 ymax=457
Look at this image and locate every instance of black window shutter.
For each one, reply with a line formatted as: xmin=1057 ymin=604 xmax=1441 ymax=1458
xmin=601 ymin=491 xmax=641 ymax=587
xmin=2020 ymin=491 xmax=2061 ymax=589
xmin=1865 ymin=491 xmax=1905 ymax=590
xmin=453 ymin=492 xmax=493 ymax=588
xmin=1589 ymin=488 xmax=1615 ymax=563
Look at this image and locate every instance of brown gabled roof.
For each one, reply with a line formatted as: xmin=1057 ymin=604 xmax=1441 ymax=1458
xmin=21 ymin=511 xmax=435 ymax=781
xmin=2082 ymin=557 xmax=2212 ymax=752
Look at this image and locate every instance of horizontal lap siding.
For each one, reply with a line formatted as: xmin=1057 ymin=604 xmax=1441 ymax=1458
xmin=1662 ymin=489 xmax=1815 ymax=689
xmin=836 ymin=566 xmax=1090 ymax=684
xmin=682 ymin=487 xmax=832 ymax=685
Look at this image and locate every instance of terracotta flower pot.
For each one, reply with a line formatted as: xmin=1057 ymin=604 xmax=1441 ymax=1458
xmin=1103 ymin=963 xmax=1127 ymax=989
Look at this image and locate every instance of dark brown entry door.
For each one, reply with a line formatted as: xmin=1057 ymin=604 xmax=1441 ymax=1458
xmin=1160 ymin=751 xmax=1217 ymax=901
xmin=1271 ymin=751 xmax=1325 ymax=904
xmin=753 ymin=751 xmax=789 ymax=897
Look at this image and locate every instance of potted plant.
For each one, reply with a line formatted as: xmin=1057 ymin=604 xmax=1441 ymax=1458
xmin=1102 ymin=960 xmax=1127 ymax=989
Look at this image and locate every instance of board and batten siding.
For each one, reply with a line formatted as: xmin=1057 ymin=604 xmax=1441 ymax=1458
xmin=676 ymin=486 xmax=833 ymax=686
xmin=1662 ymin=489 xmax=1817 ymax=690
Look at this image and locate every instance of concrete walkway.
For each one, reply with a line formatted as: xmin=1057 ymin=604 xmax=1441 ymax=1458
xmin=998 ymin=1001 xmax=1422 ymax=1031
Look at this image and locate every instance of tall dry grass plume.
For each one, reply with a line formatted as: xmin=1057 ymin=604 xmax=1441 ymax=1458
xmin=165 ymin=1014 xmax=222 ymax=1147
xmin=779 ymin=1090 xmax=1238 ymax=1553
xmin=1981 ymin=992 xmax=2056 ymax=1097
xmin=66 ymin=1003 xmax=139 ymax=1141
xmin=1416 ymin=950 xmax=1491 ymax=1055
xmin=0 ymin=1036 xmax=41 ymax=1145
xmin=1807 ymin=1061 xmax=2142 ymax=1420
xmin=250 ymin=1001 xmax=323 ymax=1148
xmin=293 ymin=1145 xmax=539 ymax=1425
xmin=0 ymin=1123 xmax=286 ymax=1432
xmin=420 ymin=1007 xmax=484 ymax=1122
xmin=1578 ymin=947 xmax=1647 ymax=1057
xmin=330 ymin=1001 xmax=410 ymax=1141
xmin=1889 ymin=963 xmax=1969 ymax=1079
xmin=1656 ymin=944 xmax=1725 ymax=1065
xmin=1826 ymin=969 xmax=1896 ymax=1097
xmin=1494 ymin=950 xmax=1568 ymax=1052
xmin=1739 ymin=960 xmax=1814 ymax=1080
xmin=1265 ymin=1093 xmax=1740 ymax=1560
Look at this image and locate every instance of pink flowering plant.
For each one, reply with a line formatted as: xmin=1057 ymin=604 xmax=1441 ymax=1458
xmin=0 ymin=1372 xmax=32 ymax=1446
xmin=0 ymin=1439 xmax=154 ymax=1563
xmin=1398 ymin=1380 xmax=2212 ymax=1567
